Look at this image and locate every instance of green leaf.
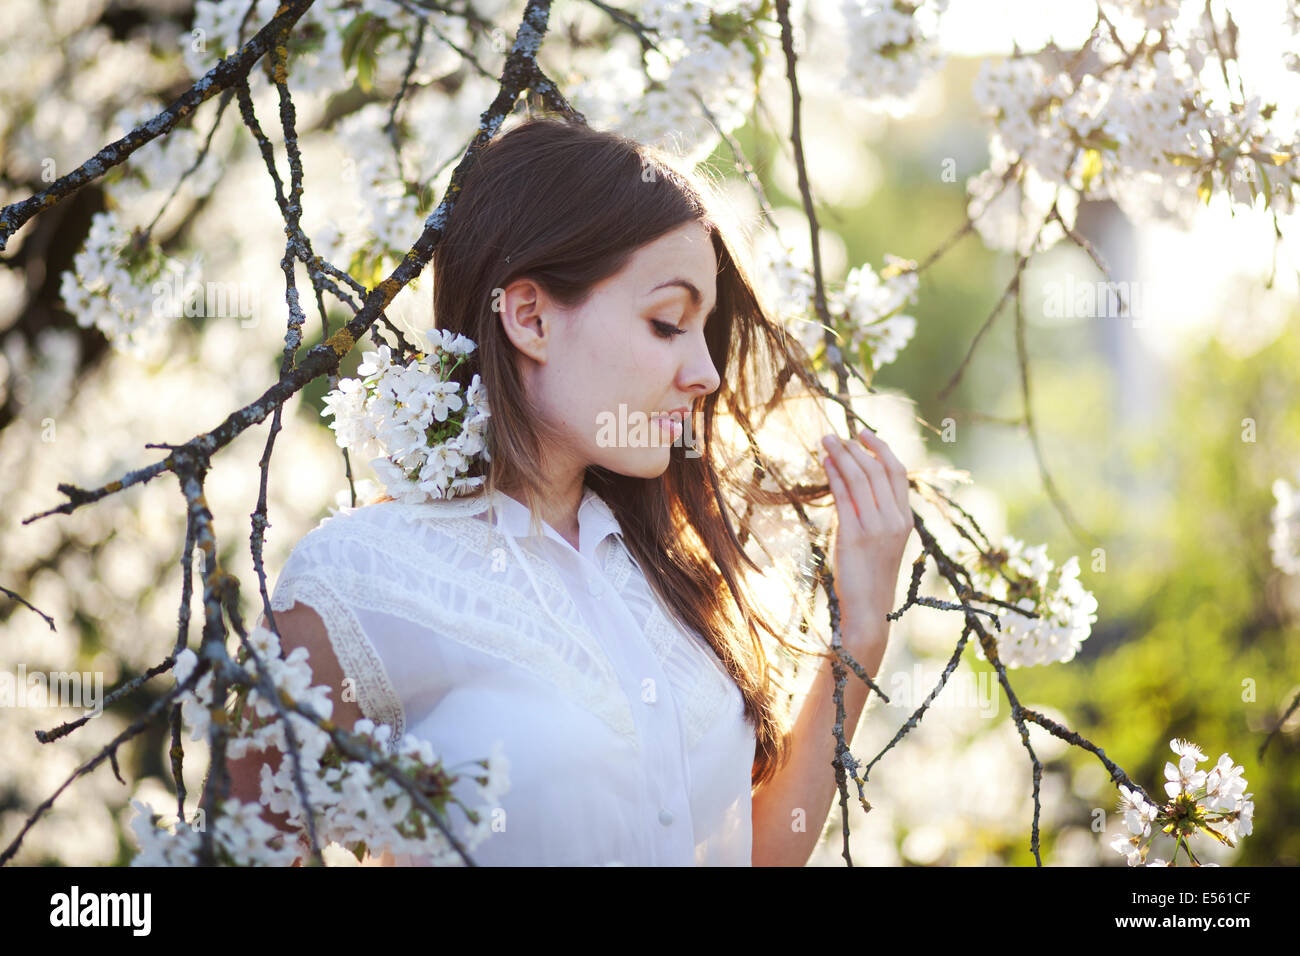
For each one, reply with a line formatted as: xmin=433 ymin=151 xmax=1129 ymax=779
xmin=346 ymin=247 xmax=369 ymax=283
xmin=1198 ymin=170 xmax=1213 ymax=205
xmin=857 ymin=337 xmax=875 ymax=376
xmin=356 ymin=46 xmax=375 ymax=93
xmin=708 ymin=10 xmax=751 ymax=46
xmin=345 ymin=245 xmax=386 ymax=290
xmin=341 ymin=13 xmax=374 ymax=71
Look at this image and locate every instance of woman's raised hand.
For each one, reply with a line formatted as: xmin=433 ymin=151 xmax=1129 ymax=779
xmin=817 ymin=427 xmax=915 ymax=652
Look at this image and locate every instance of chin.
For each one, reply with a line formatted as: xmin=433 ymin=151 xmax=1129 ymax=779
xmin=596 ymin=448 xmax=673 ymax=480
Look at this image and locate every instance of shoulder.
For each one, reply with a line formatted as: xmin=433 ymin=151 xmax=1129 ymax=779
xmin=270 ymin=494 xmax=503 ymax=632
xmin=302 ymin=493 xmax=490 ymax=541
xmin=283 ymin=495 xmax=498 ymax=575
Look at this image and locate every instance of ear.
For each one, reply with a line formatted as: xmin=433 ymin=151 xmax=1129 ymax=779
xmin=496 ymin=277 xmax=555 ymax=364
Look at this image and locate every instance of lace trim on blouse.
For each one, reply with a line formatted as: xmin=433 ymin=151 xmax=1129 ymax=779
xmin=269 ymin=574 xmax=406 ymax=753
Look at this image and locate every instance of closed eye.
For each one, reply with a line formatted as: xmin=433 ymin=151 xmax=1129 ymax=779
xmin=651 ymin=319 xmax=688 ymax=339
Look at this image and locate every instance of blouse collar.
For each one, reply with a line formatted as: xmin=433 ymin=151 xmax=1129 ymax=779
xmin=483 ymin=484 xmax=623 ymax=563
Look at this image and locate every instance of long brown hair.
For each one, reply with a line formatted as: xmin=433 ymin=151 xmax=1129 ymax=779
xmin=376 ymin=114 xmax=832 ymax=789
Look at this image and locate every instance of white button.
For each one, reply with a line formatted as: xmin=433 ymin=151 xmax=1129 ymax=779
xmin=658 ymin=808 xmax=674 ymax=826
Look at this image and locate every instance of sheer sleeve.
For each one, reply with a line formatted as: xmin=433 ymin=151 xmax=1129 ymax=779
xmin=269 ymin=510 xmax=412 ymax=751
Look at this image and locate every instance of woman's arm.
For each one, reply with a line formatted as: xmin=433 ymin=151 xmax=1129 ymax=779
xmin=751 ymin=428 xmax=913 ymax=867
xmin=750 ymin=627 xmax=887 ymax=867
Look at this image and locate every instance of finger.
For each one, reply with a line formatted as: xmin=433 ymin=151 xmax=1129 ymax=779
xmin=856 ymin=426 xmax=907 ymax=488
xmin=857 ymin=427 xmax=910 ymax=516
xmin=838 ymin=434 xmax=896 ymax=522
xmin=821 ymin=449 xmax=862 ymax=532
xmin=822 ymin=435 xmax=875 ymax=529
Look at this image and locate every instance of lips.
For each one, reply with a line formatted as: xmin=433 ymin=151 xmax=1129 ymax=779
xmin=655 ymin=416 xmax=684 ymax=441
xmin=651 ymin=407 xmax=688 ymax=443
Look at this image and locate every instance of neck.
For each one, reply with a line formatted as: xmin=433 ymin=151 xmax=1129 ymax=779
xmin=498 ymin=466 xmax=586 ymax=551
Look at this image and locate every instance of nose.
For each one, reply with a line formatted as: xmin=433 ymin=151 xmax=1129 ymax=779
xmin=681 ymin=331 xmax=721 ymax=397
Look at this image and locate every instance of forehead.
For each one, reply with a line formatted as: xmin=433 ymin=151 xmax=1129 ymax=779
xmin=625 ymin=222 xmax=717 ymax=295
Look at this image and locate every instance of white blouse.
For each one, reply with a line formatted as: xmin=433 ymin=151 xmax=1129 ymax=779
xmin=268 ymin=482 xmax=756 ymax=866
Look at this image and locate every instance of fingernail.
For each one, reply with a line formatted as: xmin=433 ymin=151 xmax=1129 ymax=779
xmin=821 ymin=434 xmax=833 ymax=448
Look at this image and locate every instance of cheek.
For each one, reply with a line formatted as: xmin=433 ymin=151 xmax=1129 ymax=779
xmin=563 ymin=319 xmax=676 ymax=418
xmin=607 ymin=348 xmax=674 ymax=406
xmin=591 ymin=333 xmax=653 ymax=389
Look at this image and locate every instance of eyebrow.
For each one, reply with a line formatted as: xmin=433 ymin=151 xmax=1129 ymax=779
xmin=647 ymin=278 xmax=715 ymax=316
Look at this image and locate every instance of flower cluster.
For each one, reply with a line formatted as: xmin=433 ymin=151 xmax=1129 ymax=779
xmin=321 ymin=329 xmax=490 ymax=504
xmin=1270 ymin=468 xmax=1300 ymax=575
xmin=956 ymin=535 xmax=1099 ymax=667
xmin=1109 ymin=738 xmax=1254 ymax=866
xmin=756 ymin=240 xmax=918 ymax=373
xmin=129 ymin=623 xmax=509 ymax=865
xmin=129 ymin=795 xmax=304 ymax=867
xmin=322 ymin=104 xmax=422 ymax=266
xmin=839 ymin=0 xmax=949 ymax=115
xmin=967 ymin=7 xmax=1300 ymax=253
xmin=570 ymin=0 xmax=763 ymax=162
xmin=186 ymin=0 xmax=341 ymax=95
xmin=58 ymin=211 xmax=197 ymax=358
xmin=754 ymin=239 xmax=814 ymax=322
xmin=831 ymin=254 xmax=919 ymax=371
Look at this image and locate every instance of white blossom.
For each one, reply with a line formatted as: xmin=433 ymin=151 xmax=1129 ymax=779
xmin=130 ymin=624 xmax=510 ymax=865
xmin=754 ymin=235 xmax=917 ymax=371
xmin=321 ymin=333 xmax=489 ymax=503
xmin=839 ymin=0 xmax=948 ymax=115
xmin=830 ymin=255 xmax=919 ymax=370
xmin=957 ymin=536 xmax=1099 ymax=667
xmin=58 ymin=211 xmax=195 ymax=358
xmin=568 ymin=0 xmax=763 ymax=162
xmin=1108 ymin=738 xmax=1256 ymax=866
xmin=968 ymin=23 xmax=1300 ymax=246
xmin=1117 ymin=784 xmax=1158 ymax=837
xmin=1163 ymin=742 xmax=1208 ymax=799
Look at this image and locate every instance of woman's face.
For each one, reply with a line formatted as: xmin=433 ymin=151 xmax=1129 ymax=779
xmin=501 ymin=219 xmax=722 ymax=481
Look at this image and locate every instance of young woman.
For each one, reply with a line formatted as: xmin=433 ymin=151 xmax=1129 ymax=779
xmin=232 ymin=115 xmax=915 ymax=866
